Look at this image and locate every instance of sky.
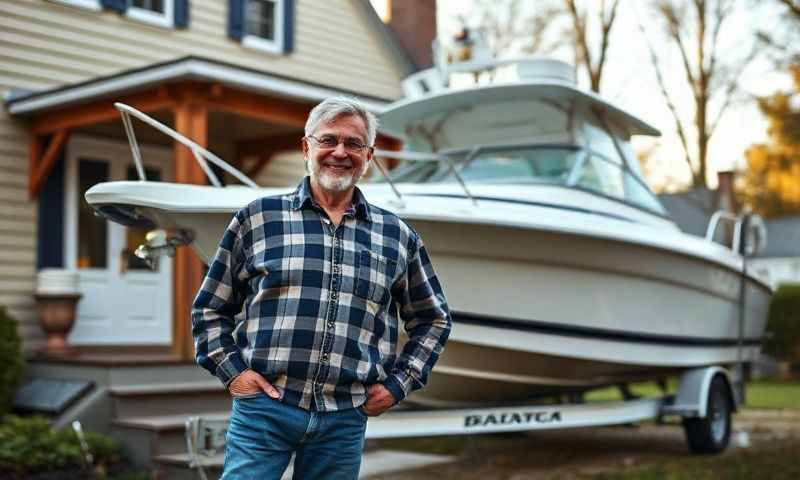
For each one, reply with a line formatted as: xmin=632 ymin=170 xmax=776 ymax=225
xmin=372 ymin=0 xmax=792 ymax=192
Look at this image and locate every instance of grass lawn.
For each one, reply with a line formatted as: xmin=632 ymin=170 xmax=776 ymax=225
xmin=588 ymin=438 xmax=800 ymax=480
xmin=376 ymin=380 xmax=798 ymax=479
xmin=584 ymin=379 xmax=800 ymax=409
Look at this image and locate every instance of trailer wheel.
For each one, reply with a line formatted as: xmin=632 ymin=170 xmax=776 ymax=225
xmin=682 ymin=375 xmax=732 ymax=454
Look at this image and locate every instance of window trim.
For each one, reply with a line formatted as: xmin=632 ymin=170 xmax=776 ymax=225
xmin=242 ymin=0 xmax=285 ymax=55
xmin=126 ymin=0 xmax=175 ymax=28
xmin=50 ymin=0 xmax=102 ymax=11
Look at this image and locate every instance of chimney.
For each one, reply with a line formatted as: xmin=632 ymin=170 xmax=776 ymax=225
xmin=716 ymin=170 xmax=737 ymax=213
xmin=385 ymin=0 xmax=437 ymax=70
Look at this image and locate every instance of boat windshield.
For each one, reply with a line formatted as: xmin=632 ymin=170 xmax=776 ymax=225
xmin=373 ymin=144 xmax=668 ymax=215
xmin=379 ymin=146 xmax=581 ymax=185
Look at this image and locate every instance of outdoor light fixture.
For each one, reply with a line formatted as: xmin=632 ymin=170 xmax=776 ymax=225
xmin=134 ymin=228 xmax=194 ymax=269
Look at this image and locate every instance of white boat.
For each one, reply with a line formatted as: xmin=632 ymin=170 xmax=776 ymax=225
xmin=86 ymin=57 xmax=771 ymax=409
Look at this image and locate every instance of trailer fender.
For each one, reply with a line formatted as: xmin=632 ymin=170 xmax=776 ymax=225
xmin=666 ymin=367 xmax=737 ymax=418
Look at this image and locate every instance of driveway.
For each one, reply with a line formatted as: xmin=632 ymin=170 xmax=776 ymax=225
xmin=367 ymin=409 xmax=800 ymax=479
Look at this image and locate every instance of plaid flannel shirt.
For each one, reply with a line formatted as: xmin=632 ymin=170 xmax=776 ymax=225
xmin=191 ymin=177 xmax=451 ymax=411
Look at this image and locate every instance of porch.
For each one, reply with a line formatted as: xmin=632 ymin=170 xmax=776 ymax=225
xmin=8 ymin=56 xmax=400 ymax=360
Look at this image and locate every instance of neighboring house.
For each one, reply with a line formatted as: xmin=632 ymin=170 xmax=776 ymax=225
xmin=658 ymin=187 xmax=717 ymax=238
xmin=1 ymin=0 xmax=423 ymax=358
xmin=748 ymin=215 xmax=800 ymax=289
xmin=658 ymin=173 xmax=800 ymax=289
xmin=657 ymin=171 xmax=737 ymax=239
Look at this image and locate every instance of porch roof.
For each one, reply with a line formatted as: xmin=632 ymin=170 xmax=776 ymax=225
xmin=4 ymin=56 xmax=394 ymax=117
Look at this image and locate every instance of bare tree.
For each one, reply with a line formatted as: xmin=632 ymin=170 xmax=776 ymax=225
xmin=756 ymin=0 xmax=800 ymax=66
xmin=467 ymin=0 xmax=623 ymax=94
xmin=779 ymin=0 xmax=800 ymax=17
xmin=469 ymin=0 xmax=564 ymax=58
xmin=639 ymin=0 xmax=762 ymax=188
xmin=564 ymin=0 xmax=621 ymax=93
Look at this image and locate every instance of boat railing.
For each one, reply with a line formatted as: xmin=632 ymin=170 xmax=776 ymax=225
xmin=705 ymin=211 xmax=739 ymax=250
xmin=705 ymin=210 xmax=767 ymax=256
xmin=372 ymin=149 xmax=477 ymax=205
xmin=116 ymin=103 xmax=259 ymax=188
xmin=115 ymin=102 xmax=477 ymax=205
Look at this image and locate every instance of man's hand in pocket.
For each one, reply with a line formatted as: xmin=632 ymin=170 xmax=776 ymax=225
xmin=228 ymin=369 xmax=280 ymax=399
xmin=362 ymin=384 xmax=397 ymax=416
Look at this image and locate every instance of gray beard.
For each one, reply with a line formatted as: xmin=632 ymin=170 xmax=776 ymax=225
xmin=307 ymin=158 xmax=368 ymax=193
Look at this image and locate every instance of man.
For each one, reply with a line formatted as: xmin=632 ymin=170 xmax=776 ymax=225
xmin=191 ymin=96 xmax=451 ymax=479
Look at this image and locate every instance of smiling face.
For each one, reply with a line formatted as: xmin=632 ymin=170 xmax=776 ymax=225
xmin=303 ymin=113 xmax=373 ymax=194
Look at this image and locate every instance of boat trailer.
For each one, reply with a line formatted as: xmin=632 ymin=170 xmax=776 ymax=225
xmin=185 ymin=366 xmax=739 ymax=479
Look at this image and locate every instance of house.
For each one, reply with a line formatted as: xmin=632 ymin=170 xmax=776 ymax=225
xmin=1 ymin=0 xmax=424 ymax=355
xmin=748 ymin=215 xmax=800 ymax=289
xmin=657 ymin=171 xmax=737 ymax=238
xmin=1 ymin=0 xmax=433 ymax=473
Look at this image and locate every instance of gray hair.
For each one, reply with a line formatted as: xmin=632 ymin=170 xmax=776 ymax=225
xmin=304 ymin=96 xmax=379 ymax=145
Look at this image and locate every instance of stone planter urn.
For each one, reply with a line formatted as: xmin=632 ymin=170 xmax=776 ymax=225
xmin=35 ymin=269 xmax=82 ymax=354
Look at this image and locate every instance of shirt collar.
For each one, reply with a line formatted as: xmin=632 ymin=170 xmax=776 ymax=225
xmin=291 ymin=176 xmax=372 ymax=223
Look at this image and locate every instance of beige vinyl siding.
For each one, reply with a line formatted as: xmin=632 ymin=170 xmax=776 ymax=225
xmin=254 ymin=151 xmax=307 ymax=187
xmin=0 ymin=112 xmax=39 ymax=350
xmin=0 ymin=0 xmax=406 ymax=351
xmin=0 ymin=0 xmax=405 ymax=98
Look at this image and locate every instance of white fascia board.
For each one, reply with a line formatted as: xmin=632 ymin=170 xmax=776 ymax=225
xmin=187 ymin=60 xmax=389 ymax=113
xmin=6 ymin=58 xmax=390 ymax=116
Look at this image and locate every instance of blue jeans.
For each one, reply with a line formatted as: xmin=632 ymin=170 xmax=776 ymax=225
xmin=222 ymin=393 xmax=368 ymax=480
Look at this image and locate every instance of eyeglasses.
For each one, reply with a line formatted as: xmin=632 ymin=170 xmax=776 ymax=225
xmin=306 ymin=135 xmax=373 ymax=154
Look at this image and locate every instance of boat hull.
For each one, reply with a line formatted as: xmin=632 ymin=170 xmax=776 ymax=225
xmin=85 ymin=183 xmax=771 ymax=407
xmin=402 ymin=218 xmax=769 ymax=406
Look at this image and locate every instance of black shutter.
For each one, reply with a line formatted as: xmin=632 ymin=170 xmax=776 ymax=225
xmin=37 ymin=159 xmax=65 ymax=270
xmin=282 ymin=0 xmax=294 ymax=53
xmin=100 ymin=0 xmax=127 ymax=13
xmin=228 ymin=0 xmax=245 ymax=41
xmin=174 ymin=0 xmax=189 ymax=28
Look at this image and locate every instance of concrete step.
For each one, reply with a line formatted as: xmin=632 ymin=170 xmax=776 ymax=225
xmin=110 ymin=381 xmax=231 ymax=418
xmin=26 ymin=357 xmax=212 ymax=388
xmin=153 ymin=452 xmax=224 ymax=480
xmin=110 ymin=411 xmax=230 ymax=467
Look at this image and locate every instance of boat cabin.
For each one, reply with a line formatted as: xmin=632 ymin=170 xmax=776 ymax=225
xmin=374 ymin=58 xmax=668 ymax=217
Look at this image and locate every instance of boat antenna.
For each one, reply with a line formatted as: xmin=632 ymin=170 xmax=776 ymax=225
xmin=114 ymin=103 xmax=259 ymax=188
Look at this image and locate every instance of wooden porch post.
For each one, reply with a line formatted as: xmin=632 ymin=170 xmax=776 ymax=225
xmin=172 ymin=95 xmax=208 ymax=361
xmin=375 ymin=134 xmax=403 ymax=170
xmin=28 ymin=130 xmax=69 ymax=199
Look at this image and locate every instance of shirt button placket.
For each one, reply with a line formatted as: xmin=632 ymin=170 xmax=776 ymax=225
xmin=320 ymin=225 xmax=341 ymax=400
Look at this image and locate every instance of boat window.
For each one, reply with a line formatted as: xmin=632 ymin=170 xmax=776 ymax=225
xmin=619 ymin=139 xmax=646 ymax=179
xmin=584 ymin=122 xmax=624 ymax=165
xmin=373 ymin=147 xmax=579 ymax=185
xmin=452 ymin=148 xmax=579 ymax=184
xmin=375 ymin=159 xmax=443 ymax=183
xmin=623 ymin=172 xmax=668 ymax=214
xmin=577 ymin=155 xmax=624 ymax=198
xmin=372 ymin=144 xmax=668 ymax=216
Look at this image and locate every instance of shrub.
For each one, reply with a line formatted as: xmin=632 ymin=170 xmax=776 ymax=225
xmin=0 ymin=306 xmax=24 ymax=416
xmin=763 ymin=284 xmax=800 ymax=361
xmin=0 ymin=415 xmax=127 ymax=479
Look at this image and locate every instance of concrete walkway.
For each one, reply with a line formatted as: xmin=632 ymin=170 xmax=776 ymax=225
xmin=280 ymin=449 xmax=456 ymax=479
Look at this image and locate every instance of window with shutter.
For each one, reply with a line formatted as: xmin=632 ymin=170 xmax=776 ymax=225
xmin=126 ymin=0 xmax=175 ymax=28
xmin=230 ymin=0 xmax=294 ymax=55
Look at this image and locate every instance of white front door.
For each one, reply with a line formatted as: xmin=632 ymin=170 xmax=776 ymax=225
xmin=65 ymin=136 xmax=173 ymax=345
